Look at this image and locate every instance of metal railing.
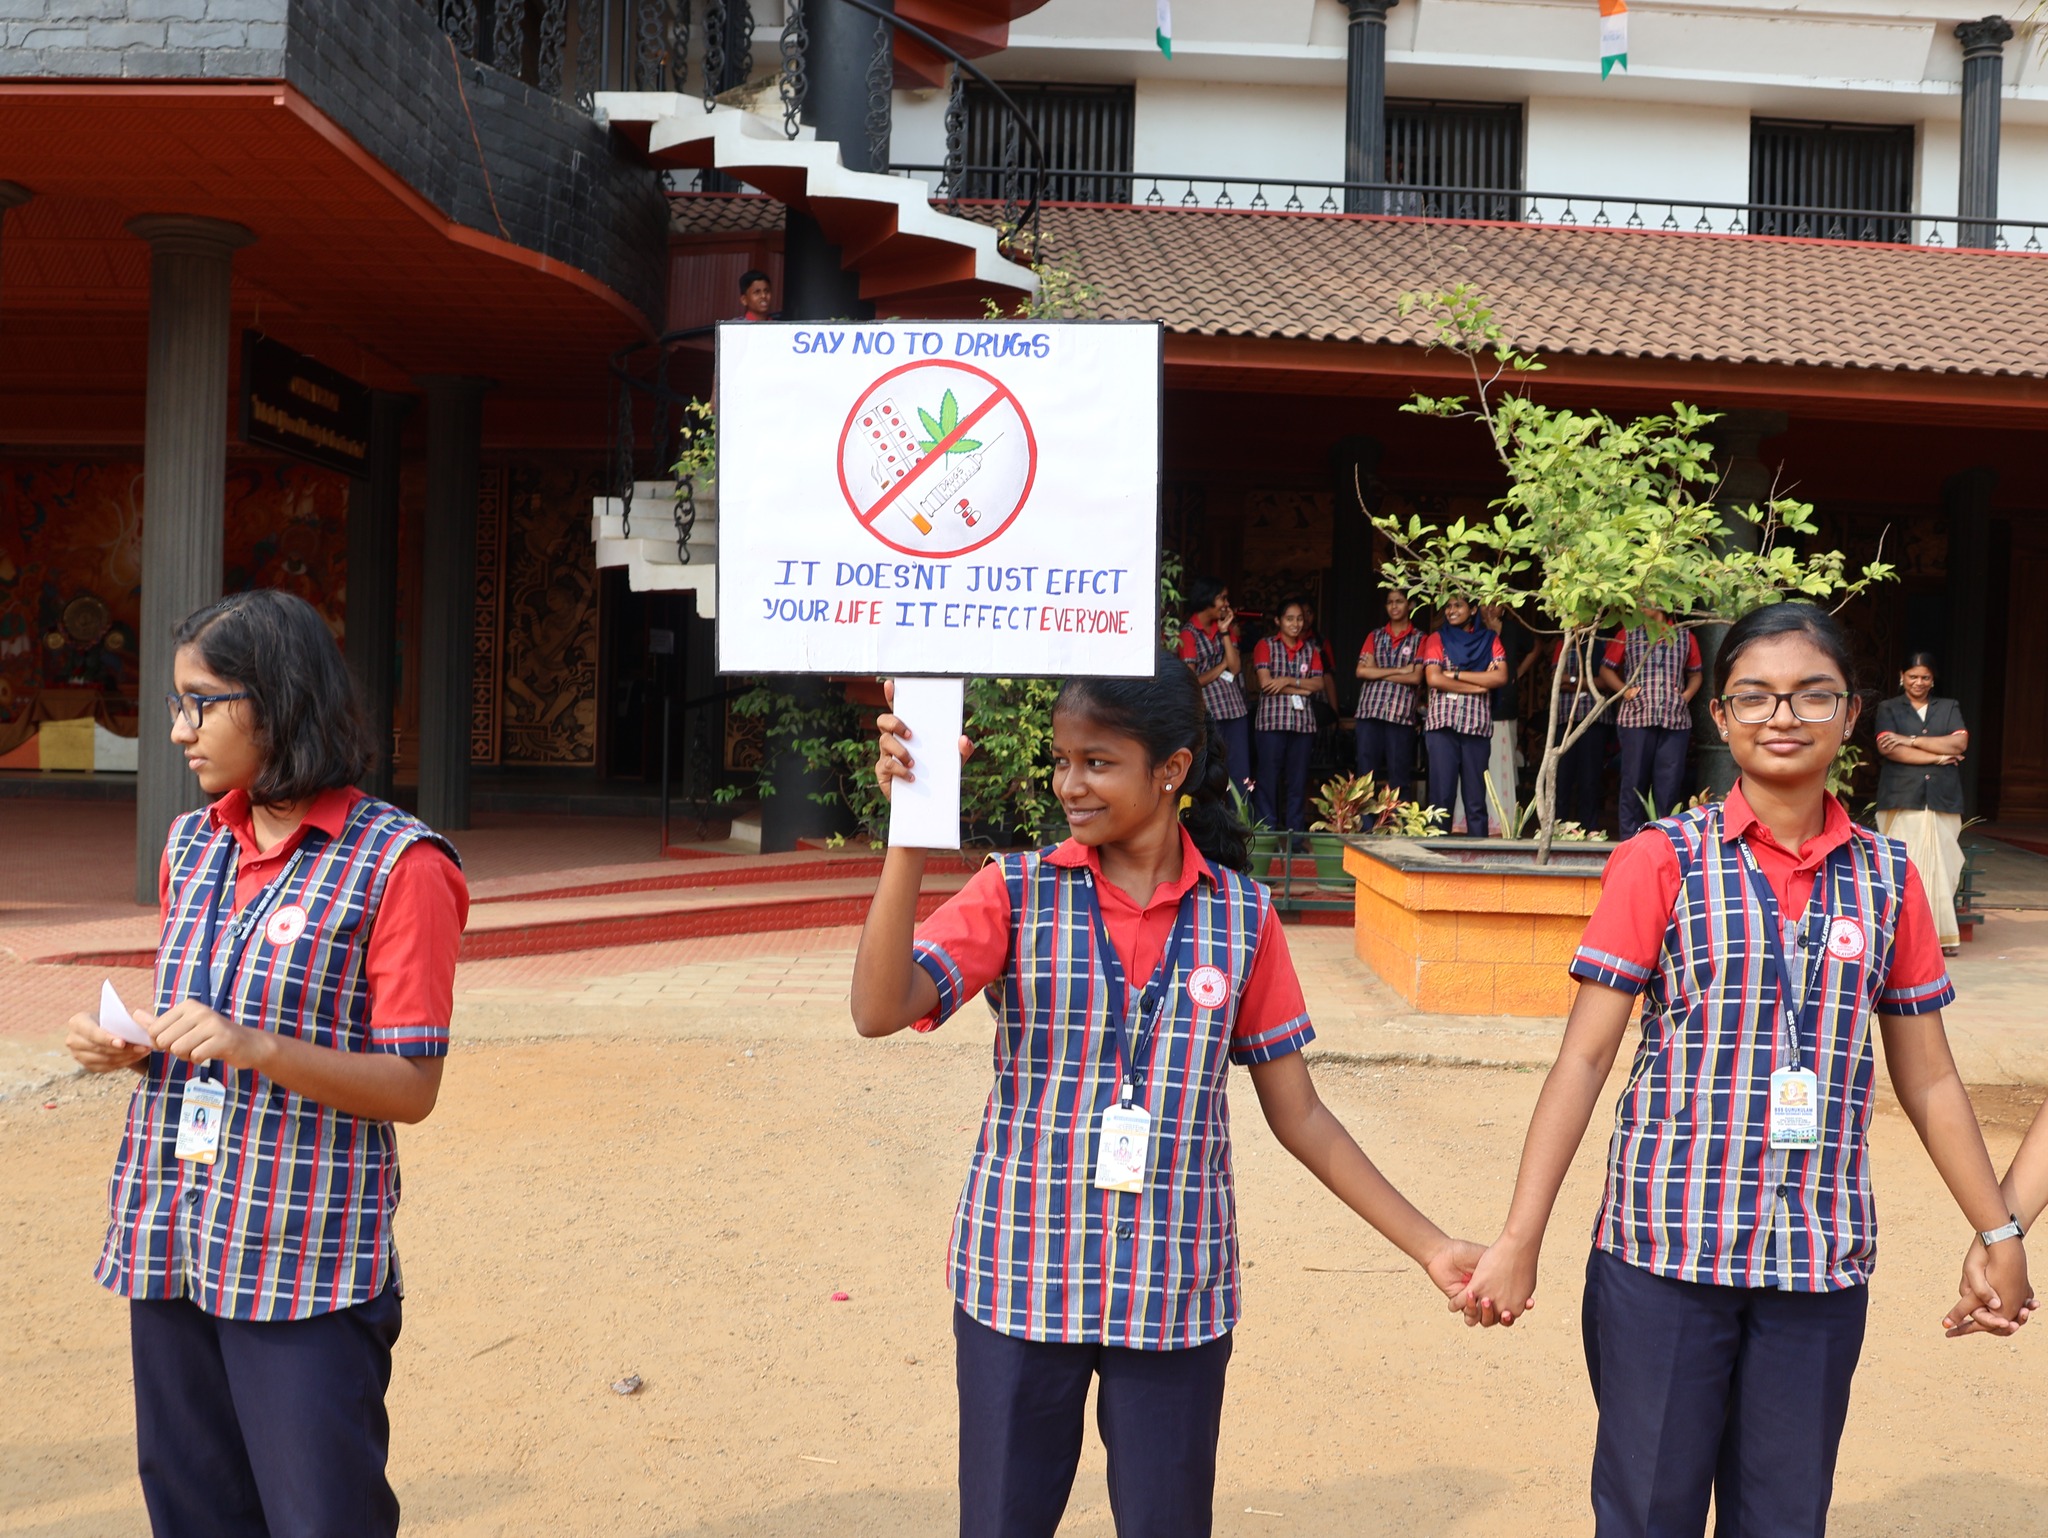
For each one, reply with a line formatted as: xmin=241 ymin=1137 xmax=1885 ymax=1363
xmin=887 ymin=166 xmax=2048 ymax=252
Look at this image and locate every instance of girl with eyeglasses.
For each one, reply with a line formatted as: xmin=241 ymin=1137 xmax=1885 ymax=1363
xmin=63 ymin=590 xmax=467 ymax=1538
xmin=1455 ymin=601 xmax=2026 ymax=1538
xmin=1873 ymin=652 xmax=1969 ymax=955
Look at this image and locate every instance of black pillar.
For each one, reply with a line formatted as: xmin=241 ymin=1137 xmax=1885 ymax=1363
xmin=128 ymin=214 xmax=254 ymax=904
xmin=1943 ymin=466 xmax=1996 ymax=815
xmin=1328 ymin=435 xmax=1384 ymax=698
xmin=785 ymin=0 xmax=890 ymax=320
xmin=0 ymin=184 xmax=29 ymax=317
xmin=1956 ymin=17 xmax=2013 ymax=250
xmin=415 ymin=376 xmax=491 ymax=833
xmin=345 ymin=392 xmax=411 ymax=801
xmin=1694 ymin=410 xmax=1785 ymax=798
xmin=1343 ymin=0 xmax=1397 ymax=214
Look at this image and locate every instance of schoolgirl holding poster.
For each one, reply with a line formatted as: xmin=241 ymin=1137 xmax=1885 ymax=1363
xmin=851 ymin=652 xmax=1480 ymax=1538
xmin=63 ymin=590 xmax=466 ymax=1538
xmin=1419 ymin=595 xmax=1506 ymax=835
xmin=1457 ymin=603 xmax=2026 ymax=1538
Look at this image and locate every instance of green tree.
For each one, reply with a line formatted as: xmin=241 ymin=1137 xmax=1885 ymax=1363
xmin=1377 ymin=286 xmax=1895 ymax=863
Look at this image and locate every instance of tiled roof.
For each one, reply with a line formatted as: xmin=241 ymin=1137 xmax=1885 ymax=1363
xmin=1025 ymin=203 xmax=2048 ymax=381
xmin=667 ymin=194 xmax=2048 ymax=380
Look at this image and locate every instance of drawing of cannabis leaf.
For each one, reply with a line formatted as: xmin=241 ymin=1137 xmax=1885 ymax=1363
xmin=915 ymin=389 xmax=982 ymax=455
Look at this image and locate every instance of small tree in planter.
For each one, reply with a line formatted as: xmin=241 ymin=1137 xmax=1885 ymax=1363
xmin=1378 ymin=287 xmax=1895 ymax=864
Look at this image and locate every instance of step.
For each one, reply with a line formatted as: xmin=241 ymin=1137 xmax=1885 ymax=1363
xmin=471 ymin=849 xmax=982 ymax=903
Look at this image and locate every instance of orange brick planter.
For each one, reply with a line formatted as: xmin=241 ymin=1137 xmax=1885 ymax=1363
xmin=1343 ymin=839 xmax=1610 ymax=1017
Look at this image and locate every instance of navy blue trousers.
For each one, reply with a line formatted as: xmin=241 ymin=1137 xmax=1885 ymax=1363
xmin=954 ymin=1307 xmax=1232 ymax=1538
xmin=1354 ymin=715 xmax=1417 ymax=794
xmin=1582 ymin=1249 xmax=1867 ymax=1538
xmin=1211 ymin=712 xmax=1252 ymax=798
xmin=1425 ymin=728 xmax=1491 ymax=835
xmin=1557 ymin=716 xmax=1609 ymax=832
xmin=131 ymin=1285 xmax=402 ymax=1538
xmin=1252 ymin=729 xmax=1313 ymax=833
xmin=1618 ymin=725 xmax=1692 ymax=838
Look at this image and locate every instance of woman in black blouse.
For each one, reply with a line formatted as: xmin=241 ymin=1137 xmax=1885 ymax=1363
xmin=1874 ymin=651 xmax=1968 ymax=954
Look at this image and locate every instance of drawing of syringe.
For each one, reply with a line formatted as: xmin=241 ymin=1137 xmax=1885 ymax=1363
xmin=918 ymin=433 xmax=1003 ymax=531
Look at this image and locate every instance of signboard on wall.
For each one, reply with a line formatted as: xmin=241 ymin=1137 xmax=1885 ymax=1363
xmin=239 ymin=331 xmax=372 ymax=477
xmin=715 ymin=319 xmax=1161 ymax=677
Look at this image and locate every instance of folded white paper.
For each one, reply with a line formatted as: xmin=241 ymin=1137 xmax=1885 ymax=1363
xmin=98 ymin=978 xmax=153 ymax=1048
xmin=887 ymin=676 xmax=965 ymax=851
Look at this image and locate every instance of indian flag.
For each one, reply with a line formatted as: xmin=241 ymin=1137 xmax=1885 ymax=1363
xmin=1599 ymin=0 xmax=1627 ymax=77
xmin=1156 ymin=0 xmax=1172 ymax=58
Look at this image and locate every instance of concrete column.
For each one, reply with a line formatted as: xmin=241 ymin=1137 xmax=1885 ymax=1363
xmin=0 ymin=184 xmax=30 ymax=318
xmin=128 ymin=214 xmax=254 ymax=904
xmin=414 ymin=376 xmax=491 ymax=833
xmin=1943 ymin=466 xmax=1997 ymax=815
xmin=1344 ymin=0 xmax=1398 ymax=214
xmin=1956 ymin=17 xmax=2014 ymax=250
xmin=344 ymin=392 xmax=412 ymax=801
xmin=1694 ymin=410 xmax=1786 ymax=798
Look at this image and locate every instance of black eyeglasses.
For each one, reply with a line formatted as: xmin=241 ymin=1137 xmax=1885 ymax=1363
xmin=1718 ymin=690 xmax=1850 ymax=725
xmin=166 ymin=690 xmax=250 ymax=729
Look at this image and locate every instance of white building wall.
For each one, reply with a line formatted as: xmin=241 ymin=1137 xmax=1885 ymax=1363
xmin=1523 ymin=97 xmax=1750 ymax=206
xmin=1131 ymin=79 xmax=1345 ymax=196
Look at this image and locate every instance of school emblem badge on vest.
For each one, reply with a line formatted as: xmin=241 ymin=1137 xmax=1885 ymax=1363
xmin=1825 ymin=916 xmax=1866 ymax=962
xmin=265 ymin=904 xmax=309 ymax=947
xmin=1187 ymin=964 xmax=1229 ymax=1010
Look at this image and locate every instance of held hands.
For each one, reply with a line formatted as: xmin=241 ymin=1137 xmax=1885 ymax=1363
xmin=1422 ymin=1236 xmax=1486 ymax=1309
xmin=874 ymin=680 xmax=975 ymax=801
xmin=1452 ymin=1233 xmax=1540 ymax=1328
xmin=64 ymin=1011 xmax=151 ymax=1074
xmin=1943 ymin=1236 xmax=2034 ymax=1339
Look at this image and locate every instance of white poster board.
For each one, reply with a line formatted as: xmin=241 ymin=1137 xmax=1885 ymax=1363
xmin=715 ymin=320 xmax=1161 ymax=677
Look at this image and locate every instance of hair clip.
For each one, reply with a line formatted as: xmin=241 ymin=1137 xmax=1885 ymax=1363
xmin=1178 ymin=794 xmax=1194 ymax=814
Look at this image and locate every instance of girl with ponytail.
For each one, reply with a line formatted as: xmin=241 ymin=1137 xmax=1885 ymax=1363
xmin=851 ymin=650 xmax=1480 ymax=1538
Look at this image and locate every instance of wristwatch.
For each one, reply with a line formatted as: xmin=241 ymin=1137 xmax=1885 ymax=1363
xmin=1979 ymin=1216 xmax=2025 ymax=1247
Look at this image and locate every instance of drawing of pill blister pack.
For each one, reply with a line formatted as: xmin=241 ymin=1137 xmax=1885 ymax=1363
xmin=860 ymin=399 xmax=935 ymax=535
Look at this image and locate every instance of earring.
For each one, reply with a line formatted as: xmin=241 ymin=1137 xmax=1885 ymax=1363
xmin=1165 ymin=783 xmax=1174 ymax=792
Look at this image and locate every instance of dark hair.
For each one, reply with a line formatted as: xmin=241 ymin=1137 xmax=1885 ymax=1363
xmin=1186 ymin=576 xmax=1228 ymax=615
xmin=1901 ymin=650 xmax=1938 ymax=676
xmin=1275 ymin=595 xmax=1308 ymax=619
xmin=738 ymin=268 xmax=770 ymax=292
xmin=172 ymin=589 xmax=374 ymax=805
xmin=1054 ymin=650 xmax=1251 ymax=874
xmin=1713 ymin=601 xmax=1858 ymax=698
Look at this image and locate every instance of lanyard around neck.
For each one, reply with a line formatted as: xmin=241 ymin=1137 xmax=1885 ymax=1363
xmin=195 ymin=835 xmax=307 ymax=1019
xmin=1081 ymin=873 xmax=1197 ymax=1109
xmin=1733 ymin=840 xmax=1832 ymax=1073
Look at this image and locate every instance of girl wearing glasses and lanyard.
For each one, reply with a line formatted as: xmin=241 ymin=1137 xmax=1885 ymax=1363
xmin=63 ymin=590 xmax=467 ymax=1538
xmin=1456 ymin=602 xmax=2026 ymax=1538
xmin=852 ymin=650 xmax=1481 ymax=1537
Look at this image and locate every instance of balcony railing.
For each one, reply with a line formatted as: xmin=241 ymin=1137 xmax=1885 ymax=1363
xmin=888 ymin=165 xmax=2048 ymax=253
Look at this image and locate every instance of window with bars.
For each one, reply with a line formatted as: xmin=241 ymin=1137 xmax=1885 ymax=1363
xmin=1382 ymin=99 xmax=1524 ymax=219
xmin=1750 ymin=119 xmax=1914 ymax=241
xmin=962 ymin=81 xmax=1135 ymax=203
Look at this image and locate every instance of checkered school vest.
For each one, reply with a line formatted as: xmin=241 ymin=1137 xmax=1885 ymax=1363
xmin=1613 ymin=627 xmax=1694 ymax=731
xmin=1591 ymin=803 xmax=1920 ymax=1291
xmin=1253 ymin=637 xmax=1320 ymax=734
xmin=96 ymin=797 xmax=458 ymax=1321
xmin=1423 ymin=630 xmax=1493 ymax=737
xmin=945 ymin=851 xmax=1270 ymax=1348
xmin=1356 ymin=625 xmax=1423 ymax=725
xmin=1181 ymin=623 xmax=1247 ymax=722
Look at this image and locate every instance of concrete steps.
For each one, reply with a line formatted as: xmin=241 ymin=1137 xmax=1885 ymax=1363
xmin=589 ymin=479 xmax=718 ymax=607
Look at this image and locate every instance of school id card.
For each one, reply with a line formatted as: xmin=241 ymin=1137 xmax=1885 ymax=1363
xmin=1093 ymin=1104 xmax=1151 ymax=1194
xmin=175 ymin=1079 xmax=226 ymax=1165
xmin=1769 ymin=1067 xmax=1821 ymax=1151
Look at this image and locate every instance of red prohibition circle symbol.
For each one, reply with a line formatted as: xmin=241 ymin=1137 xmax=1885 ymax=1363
xmin=836 ymin=358 xmax=1038 ymax=559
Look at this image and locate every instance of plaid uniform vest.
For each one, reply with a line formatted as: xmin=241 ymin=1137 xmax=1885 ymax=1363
xmin=946 ymin=852 xmax=1267 ymax=1348
xmin=1253 ymin=638 xmax=1320 ymax=734
xmin=1181 ymin=623 xmax=1247 ymax=721
xmin=1593 ymin=803 xmax=1912 ymax=1291
xmin=95 ymin=797 xmax=458 ymax=1321
xmin=1423 ymin=633 xmax=1493 ymax=737
xmin=1614 ymin=627 xmax=1695 ymax=731
xmin=1356 ymin=626 xmax=1423 ymax=724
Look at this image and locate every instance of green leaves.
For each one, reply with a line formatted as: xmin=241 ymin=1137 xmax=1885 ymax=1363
xmin=915 ymin=389 xmax=982 ymax=456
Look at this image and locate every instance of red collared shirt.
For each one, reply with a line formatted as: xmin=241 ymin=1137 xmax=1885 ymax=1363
xmin=158 ymin=786 xmax=469 ymax=1040
xmin=912 ymin=829 xmax=1309 ymax=1046
xmin=1575 ymin=783 xmax=1944 ymax=997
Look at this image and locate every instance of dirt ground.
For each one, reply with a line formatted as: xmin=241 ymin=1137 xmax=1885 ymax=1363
xmin=5 ymin=1005 xmax=2048 ymax=1535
